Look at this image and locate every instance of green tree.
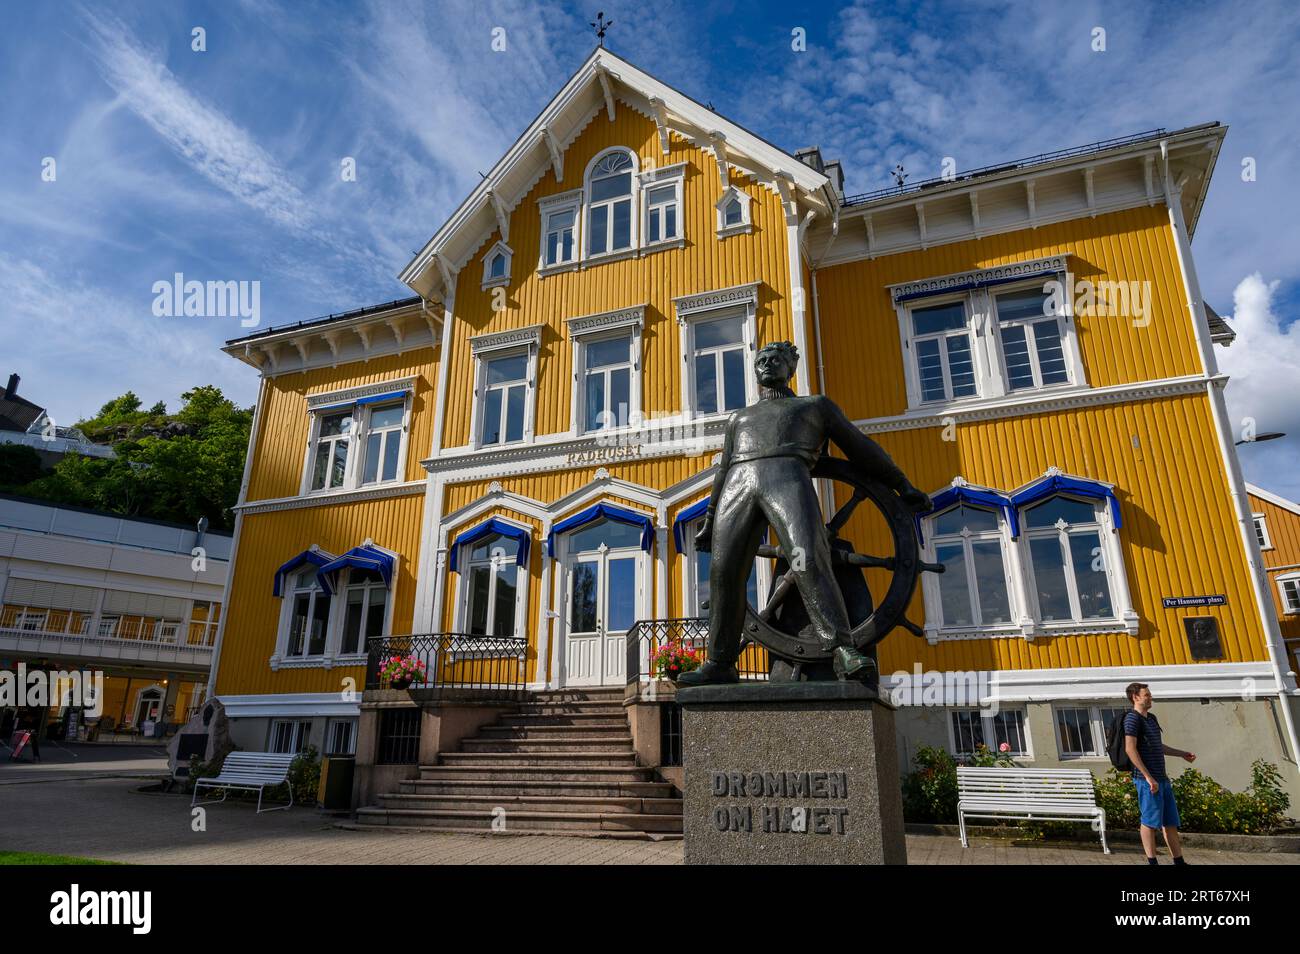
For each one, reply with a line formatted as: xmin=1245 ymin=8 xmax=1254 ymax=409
xmin=0 ymin=444 xmax=45 ymax=488
xmin=10 ymin=386 xmax=252 ymax=531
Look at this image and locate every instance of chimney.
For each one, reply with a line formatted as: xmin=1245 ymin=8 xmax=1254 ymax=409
xmin=794 ymin=146 xmax=825 ymax=174
xmin=823 ymin=160 xmax=846 ymax=200
xmin=4 ymin=374 xmax=17 ymax=400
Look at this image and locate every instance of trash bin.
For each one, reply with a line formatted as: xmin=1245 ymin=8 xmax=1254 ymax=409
xmin=317 ymin=755 xmax=355 ymax=810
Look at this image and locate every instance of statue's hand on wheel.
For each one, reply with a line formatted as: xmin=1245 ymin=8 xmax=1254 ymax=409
xmin=898 ymin=482 xmax=932 ymax=514
xmin=694 ymin=517 xmax=714 ymax=553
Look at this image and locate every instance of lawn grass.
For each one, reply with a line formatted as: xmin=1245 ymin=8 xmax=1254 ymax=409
xmin=0 ymin=850 xmax=121 ymax=865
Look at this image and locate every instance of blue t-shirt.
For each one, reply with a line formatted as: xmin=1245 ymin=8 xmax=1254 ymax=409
xmin=1124 ymin=710 xmax=1165 ymax=781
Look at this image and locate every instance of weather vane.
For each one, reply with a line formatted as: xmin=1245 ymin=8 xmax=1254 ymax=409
xmin=590 ymin=11 xmax=613 ymax=46
xmin=890 ymin=163 xmax=908 ymax=188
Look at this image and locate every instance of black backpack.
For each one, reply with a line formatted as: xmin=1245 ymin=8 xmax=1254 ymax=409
xmin=1106 ymin=712 xmax=1142 ymax=770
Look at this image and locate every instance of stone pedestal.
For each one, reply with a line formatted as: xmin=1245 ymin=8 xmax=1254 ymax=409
xmin=677 ymin=681 xmax=906 ymax=865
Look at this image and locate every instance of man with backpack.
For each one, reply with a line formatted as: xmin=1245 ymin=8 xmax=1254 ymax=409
xmin=1110 ymin=682 xmax=1196 ymax=864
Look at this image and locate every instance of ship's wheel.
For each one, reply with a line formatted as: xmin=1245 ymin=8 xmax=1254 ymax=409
xmin=739 ymin=456 xmax=944 ymax=679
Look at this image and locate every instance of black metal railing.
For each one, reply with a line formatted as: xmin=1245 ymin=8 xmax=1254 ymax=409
xmin=365 ymin=633 xmax=528 ymax=701
xmin=625 ymin=617 xmax=770 ymax=683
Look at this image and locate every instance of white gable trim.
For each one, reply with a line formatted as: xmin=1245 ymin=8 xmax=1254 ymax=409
xmin=400 ymin=48 xmax=829 ymax=299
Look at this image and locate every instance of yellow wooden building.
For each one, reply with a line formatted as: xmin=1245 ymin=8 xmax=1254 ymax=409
xmin=211 ymin=48 xmax=1298 ymax=796
xmin=1248 ymin=483 xmax=1300 ymax=664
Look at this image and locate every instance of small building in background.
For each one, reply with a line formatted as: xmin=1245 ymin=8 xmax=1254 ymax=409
xmin=1248 ymin=483 xmax=1300 ymax=670
xmin=0 ymin=495 xmax=228 ymax=742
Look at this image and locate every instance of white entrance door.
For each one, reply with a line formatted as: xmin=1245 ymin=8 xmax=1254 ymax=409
xmin=564 ymin=545 xmax=640 ymax=687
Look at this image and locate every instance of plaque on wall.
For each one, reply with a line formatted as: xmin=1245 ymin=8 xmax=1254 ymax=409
xmin=1183 ymin=617 xmax=1224 ymax=660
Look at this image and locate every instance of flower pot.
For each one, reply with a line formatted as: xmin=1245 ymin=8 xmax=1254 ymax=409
xmin=389 ymin=676 xmax=413 ymax=690
xmin=665 ymin=666 xmax=681 ymax=683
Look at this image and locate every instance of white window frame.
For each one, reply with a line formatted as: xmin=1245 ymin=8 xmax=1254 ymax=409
xmin=337 ymin=566 xmax=392 ymax=659
xmin=673 ymin=283 xmax=760 ymax=421
xmin=454 ymin=527 xmax=529 ymax=640
xmin=268 ymin=719 xmax=312 ymax=754
xmin=271 ymin=548 xmax=399 ymax=670
xmin=1278 ymin=573 xmax=1300 ymax=615
xmin=583 ymin=147 xmax=640 ymax=262
xmin=891 ymin=256 xmax=1089 ymax=412
xmin=278 ymin=567 xmax=333 ymax=662
xmin=304 ymin=407 xmax=355 ymax=493
xmin=902 ymin=293 xmax=982 ymax=406
xmin=948 ymin=707 xmax=1033 ymax=759
xmin=989 ymin=280 xmax=1078 ymax=394
xmin=324 ymin=718 xmax=358 ymax=755
xmin=478 ymin=351 xmax=532 ymax=447
xmin=300 ymin=381 xmax=414 ymax=496
xmin=468 ymin=325 xmax=543 ymax=450
xmin=640 ymin=163 xmax=686 ymax=249
xmin=921 ymin=478 xmax=1138 ymax=643
xmin=715 ymin=185 xmax=753 ymax=238
xmin=566 ymin=306 xmax=644 ymax=438
xmin=1052 ymin=703 xmax=1130 ymax=760
xmin=480 ymin=240 xmax=513 ymax=291
xmin=537 ymin=189 xmax=583 ymax=274
xmin=1017 ymin=494 xmax=1136 ymax=636
xmin=357 ymin=400 xmax=408 ymax=487
xmin=1254 ymin=513 xmax=1273 ymax=551
xmin=921 ymin=504 xmax=1019 ymax=637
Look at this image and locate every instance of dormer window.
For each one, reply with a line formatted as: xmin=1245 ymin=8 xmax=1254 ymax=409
xmin=481 ymin=241 xmax=513 ymax=290
xmin=537 ymin=190 xmax=582 ymax=272
xmin=586 ymin=149 xmax=637 ymax=257
xmin=715 ymin=186 xmax=752 ymax=238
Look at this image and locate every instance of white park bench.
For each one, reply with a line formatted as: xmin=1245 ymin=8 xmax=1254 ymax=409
xmin=191 ymin=752 xmax=297 ymax=814
xmin=956 ymin=766 xmax=1109 ymax=853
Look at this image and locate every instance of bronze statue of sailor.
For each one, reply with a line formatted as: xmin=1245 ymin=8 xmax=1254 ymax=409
xmin=679 ymin=341 xmax=933 ymax=686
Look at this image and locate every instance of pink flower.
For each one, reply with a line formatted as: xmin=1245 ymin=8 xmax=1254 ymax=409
xmin=999 ymin=742 xmax=1010 ymax=752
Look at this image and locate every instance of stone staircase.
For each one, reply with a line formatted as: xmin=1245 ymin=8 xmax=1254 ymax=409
xmin=356 ymin=688 xmax=682 ymax=838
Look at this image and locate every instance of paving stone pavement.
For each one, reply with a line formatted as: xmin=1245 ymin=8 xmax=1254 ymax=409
xmin=1 ymin=777 xmax=1297 ymax=865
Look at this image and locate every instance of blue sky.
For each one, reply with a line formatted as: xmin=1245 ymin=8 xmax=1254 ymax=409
xmin=2 ymin=0 xmax=1298 ymax=495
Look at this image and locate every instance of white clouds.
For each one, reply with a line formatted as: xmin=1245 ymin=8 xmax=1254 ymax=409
xmin=79 ymin=8 xmax=314 ymax=233
xmin=0 ymin=253 xmax=257 ymax=424
xmin=1219 ymin=273 xmax=1300 ymax=500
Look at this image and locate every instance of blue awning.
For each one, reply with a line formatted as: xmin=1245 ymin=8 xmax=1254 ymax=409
xmin=546 ymin=503 xmax=654 ymax=557
xmin=316 ymin=544 xmax=396 ymax=595
xmin=894 ymin=268 xmax=1060 ymax=304
xmin=448 ymin=518 xmax=532 ymax=573
xmin=920 ymin=485 xmax=1020 ymax=542
xmin=272 ymin=548 xmax=336 ymax=597
xmin=673 ymin=497 xmax=711 ymax=553
xmin=1010 ymin=474 xmax=1122 ymax=530
xmin=315 ymin=389 xmax=410 ymax=413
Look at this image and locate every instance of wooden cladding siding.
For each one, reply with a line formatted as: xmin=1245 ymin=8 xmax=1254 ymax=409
xmin=814 ymin=206 xmax=1205 ymax=422
xmin=245 ymin=349 xmax=438 ymax=503
xmin=438 ymin=389 xmax=1267 ymax=677
xmin=1249 ymin=491 xmax=1300 ymax=642
xmin=859 ymin=390 xmax=1268 ymax=672
xmin=442 ymin=106 xmax=797 ymax=449
xmin=214 ymin=494 xmax=424 ymax=696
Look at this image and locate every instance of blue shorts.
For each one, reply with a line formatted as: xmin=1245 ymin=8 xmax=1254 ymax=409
xmin=1134 ymin=777 xmax=1181 ymax=829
